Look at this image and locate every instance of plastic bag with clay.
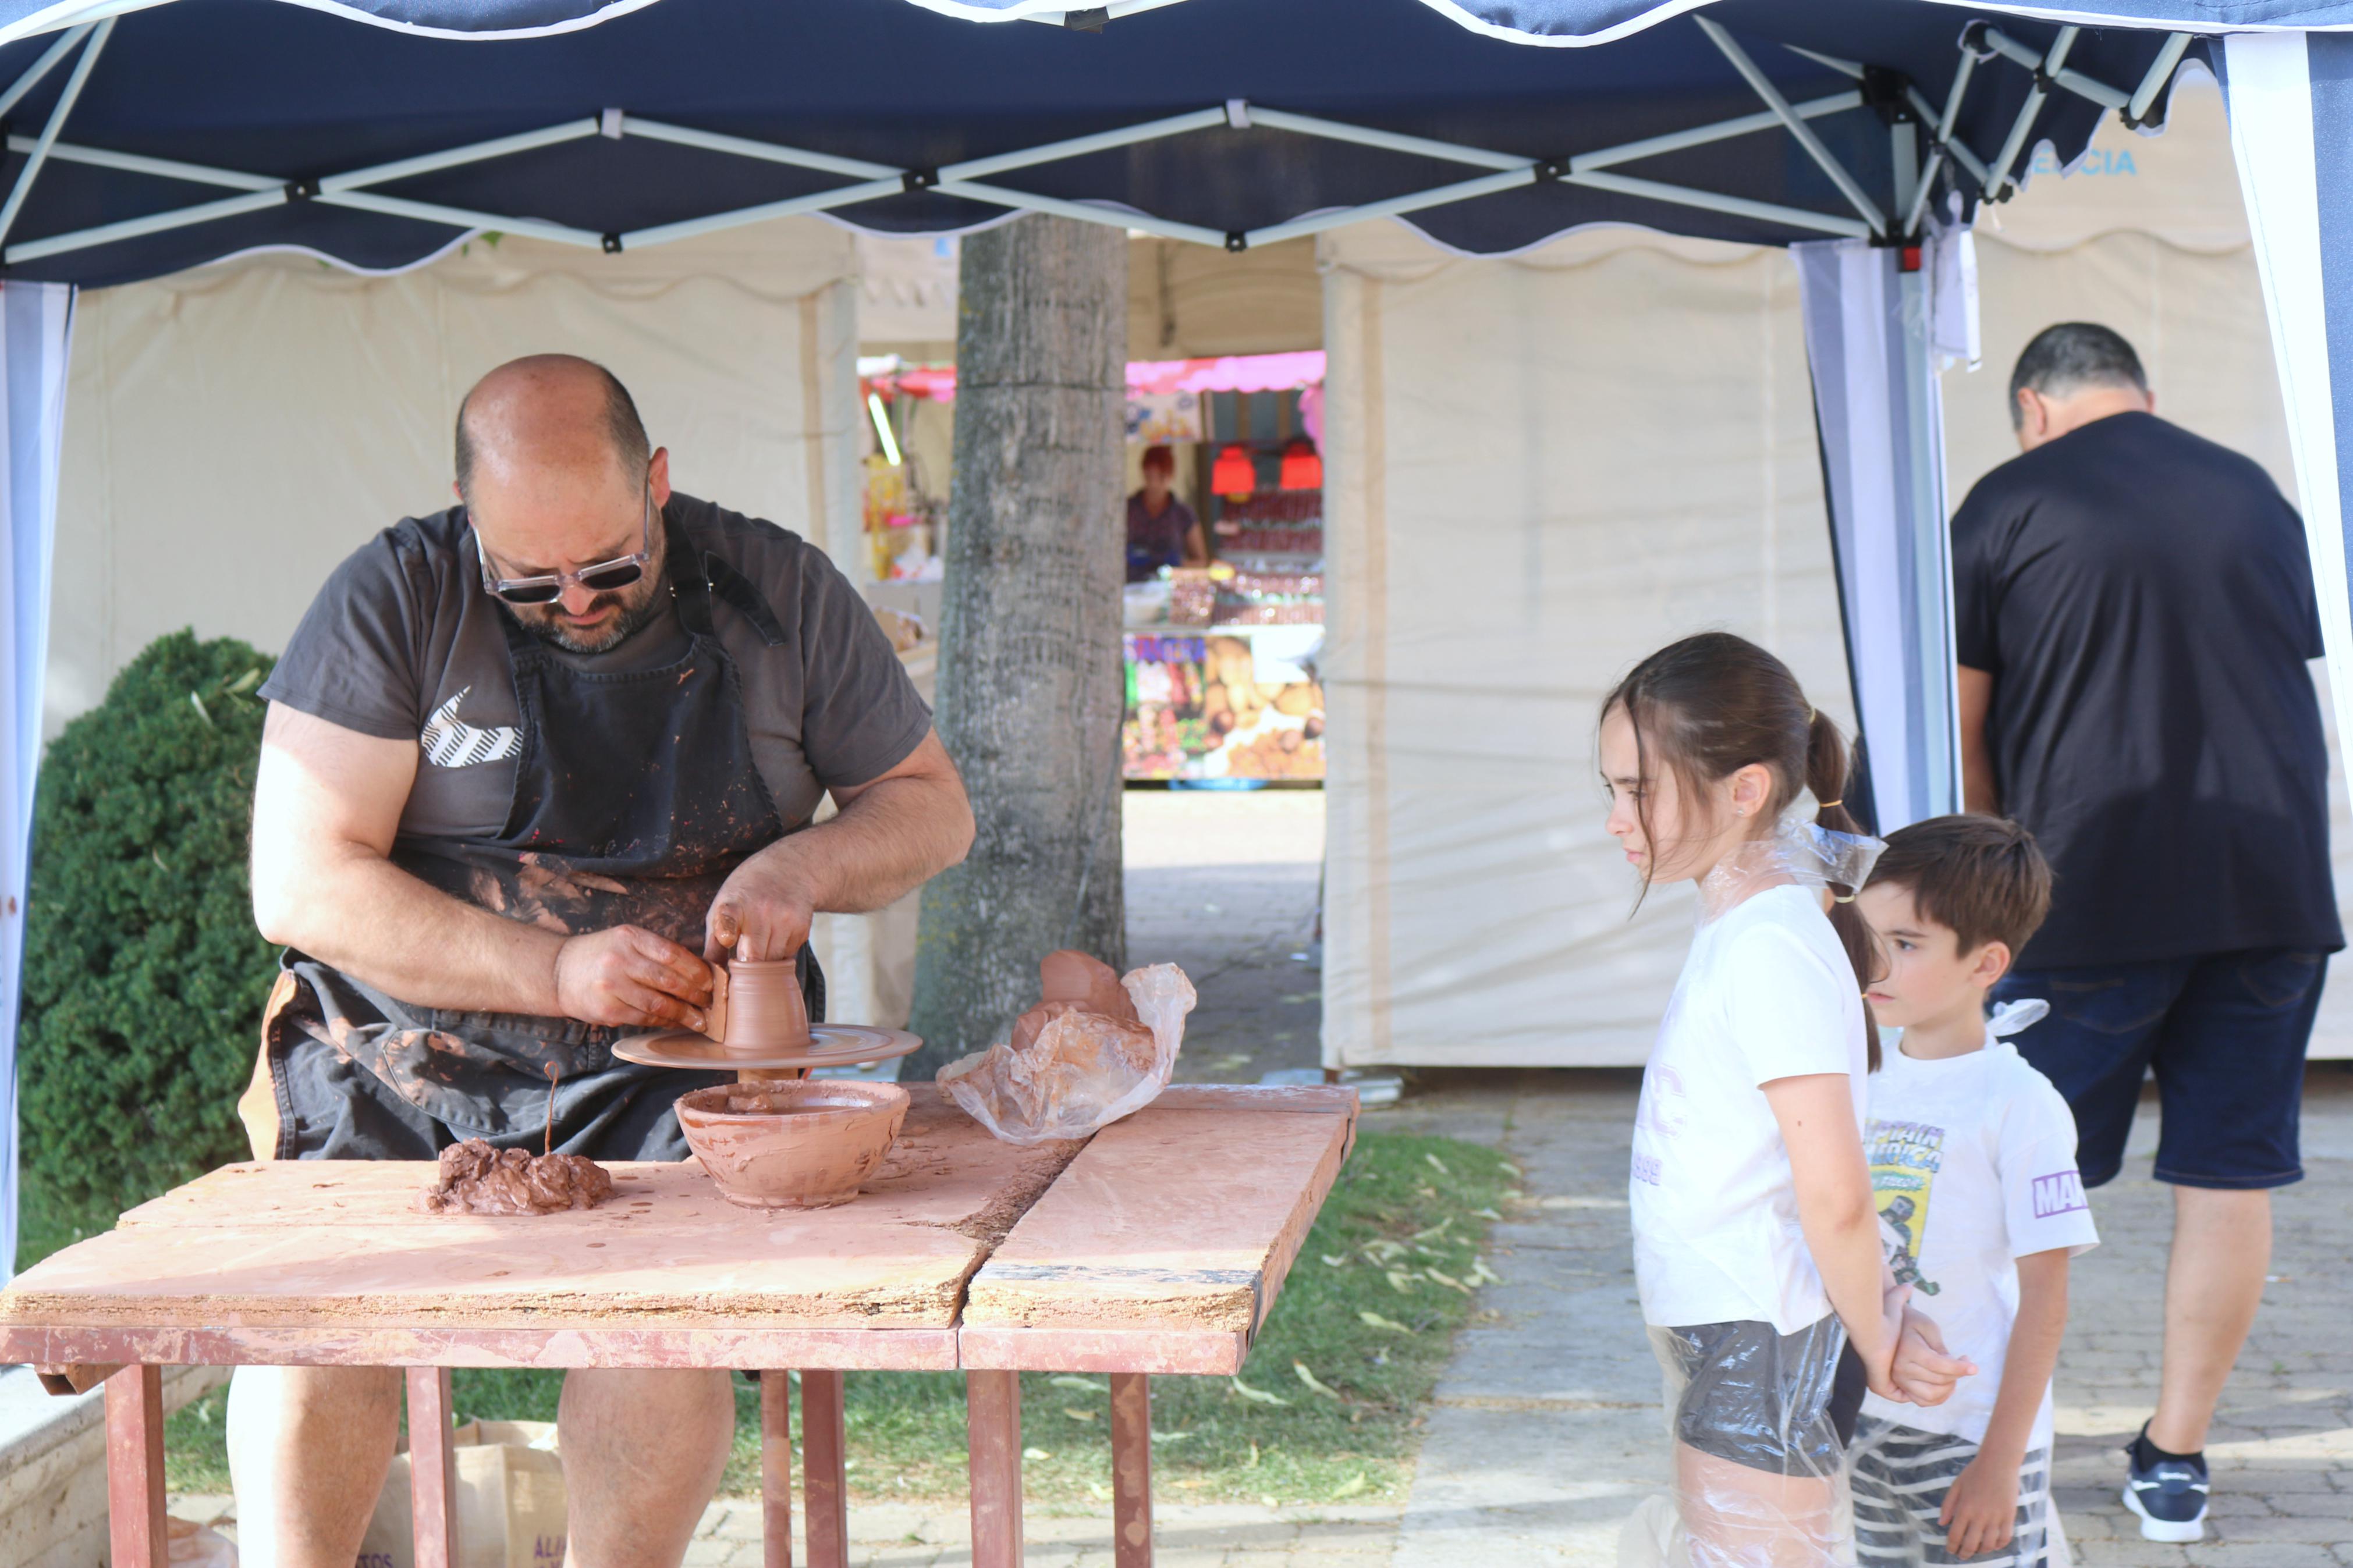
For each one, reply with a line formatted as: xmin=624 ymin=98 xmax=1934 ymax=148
xmin=1616 ymin=1318 xmax=1857 ymax=1568
xmin=941 ymin=961 xmax=1197 ymax=1144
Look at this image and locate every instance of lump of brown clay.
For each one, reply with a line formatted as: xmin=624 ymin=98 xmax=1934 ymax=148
xmin=416 ymin=1138 xmax=614 ymax=1215
xmin=1037 ymin=950 xmax=1137 ymax=1021
xmin=1030 ymin=1009 xmax=1159 ymax=1078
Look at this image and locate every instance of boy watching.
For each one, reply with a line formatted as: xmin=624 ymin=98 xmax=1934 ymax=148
xmin=1852 ymin=816 xmax=2101 ymax=1566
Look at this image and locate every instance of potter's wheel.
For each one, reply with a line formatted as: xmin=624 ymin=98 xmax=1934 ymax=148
xmin=612 ymin=1024 xmax=922 ymax=1073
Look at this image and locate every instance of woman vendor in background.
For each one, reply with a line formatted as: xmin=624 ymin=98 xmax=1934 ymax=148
xmin=1127 ymin=443 xmax=1209 ymax=582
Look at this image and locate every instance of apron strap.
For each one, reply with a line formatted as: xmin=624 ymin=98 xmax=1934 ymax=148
xmin=662 ymin=507 xmax=786 ymax=645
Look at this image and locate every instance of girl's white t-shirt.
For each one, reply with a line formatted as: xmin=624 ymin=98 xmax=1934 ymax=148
xmin=1630 ymin=883 xmax=1869 ymax=1335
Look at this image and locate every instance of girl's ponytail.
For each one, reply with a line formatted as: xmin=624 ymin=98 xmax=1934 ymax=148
xmin=1807 ymin=710 xmax=1883 ymax=1072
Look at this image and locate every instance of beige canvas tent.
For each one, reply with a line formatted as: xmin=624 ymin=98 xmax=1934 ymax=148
xmin=1318 ymin=72 xmax=2353 ymax=1066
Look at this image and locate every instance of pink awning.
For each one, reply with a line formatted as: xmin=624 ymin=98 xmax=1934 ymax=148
xmin=868 ymin=351 xmax=1324 ymax=403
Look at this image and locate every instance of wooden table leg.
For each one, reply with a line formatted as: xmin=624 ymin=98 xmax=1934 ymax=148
xmin=406 ymin=1367 xmax=458 ymax=1568
xmin=761 ymin=1373 xmax=794 ymax=1568
xmin=104 ymin=1364 xmax=165 ymax=1568
xmin=800 ymin=1370 xmax=849 ymax=1568
xmin=967 ymin=1369 xmax=1023 ymax=1568
xmin=1110 ymin=1373 xmax=1152 ymax=1567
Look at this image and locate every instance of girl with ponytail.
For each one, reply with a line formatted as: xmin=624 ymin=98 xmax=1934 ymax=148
xmin=1601 ymin=632 xmax=1968 ymax=1565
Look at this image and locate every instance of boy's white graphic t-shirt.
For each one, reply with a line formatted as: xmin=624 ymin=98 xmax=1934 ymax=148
xmin=1859 ymin=1038 xmax=2101 ymax=1446
xmin=1630 ymin=883 xmax=1869 ymax=1335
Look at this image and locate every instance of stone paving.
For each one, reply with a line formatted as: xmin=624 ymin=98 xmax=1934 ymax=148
xmin=168 ymin=794 xmax=2353 ymax=1564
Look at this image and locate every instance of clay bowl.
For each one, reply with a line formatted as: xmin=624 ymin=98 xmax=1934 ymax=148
xmin=674 ymin=1081 xmax=910 ymax=1210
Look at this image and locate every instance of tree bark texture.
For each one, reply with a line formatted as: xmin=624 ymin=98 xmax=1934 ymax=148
xmin=906 ymin=216 xmax=1128 ymax=1079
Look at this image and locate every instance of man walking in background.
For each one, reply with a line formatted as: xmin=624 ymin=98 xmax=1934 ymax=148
xmin=1951 ymin=322 xmax=2341 ymax=1543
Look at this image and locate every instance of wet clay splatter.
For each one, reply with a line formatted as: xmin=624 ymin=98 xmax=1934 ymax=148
xmin=416 ymin=1139 xmax=615 ymax=1215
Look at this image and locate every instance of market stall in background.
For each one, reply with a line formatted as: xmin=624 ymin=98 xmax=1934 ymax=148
xmin=857 ymin=349 xmax=1329 ymax=786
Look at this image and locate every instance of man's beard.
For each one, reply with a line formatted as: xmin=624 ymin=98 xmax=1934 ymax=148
xmin=514 ymin=579 xmax=666 ymax=654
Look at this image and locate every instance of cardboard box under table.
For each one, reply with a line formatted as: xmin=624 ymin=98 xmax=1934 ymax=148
xmin=0 ymin=1083 xmax=1356 ymax=1568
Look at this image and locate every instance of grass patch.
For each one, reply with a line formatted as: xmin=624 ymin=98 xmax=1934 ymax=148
xmin=142 ymin=1131 xmax=1509 ymax=1506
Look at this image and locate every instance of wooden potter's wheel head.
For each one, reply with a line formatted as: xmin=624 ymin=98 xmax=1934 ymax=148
xmin=611 ymin=956 xmax=921 ymax=1074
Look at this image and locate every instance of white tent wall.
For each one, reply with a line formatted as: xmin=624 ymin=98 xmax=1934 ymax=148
xmin=35 ymin=217 xmax=929 ymax=1029
xmin=1319 ymin=221 xmax=1858 ymax=1069
xmin=1321 ymin=70 xmax=2353 ymax=1068
xmin=45 ymin=218 xmax=863 ymax=736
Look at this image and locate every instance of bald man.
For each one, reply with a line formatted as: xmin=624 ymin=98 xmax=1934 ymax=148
xmin=234 ymin=355 xmax=973 ymax=1567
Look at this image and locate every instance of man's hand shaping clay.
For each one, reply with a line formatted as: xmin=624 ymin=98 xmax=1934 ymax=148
xmin=554 ymin=925 xmax=715 ymax=1032
xmin=703 ymin=849 xmax=819 ymax=963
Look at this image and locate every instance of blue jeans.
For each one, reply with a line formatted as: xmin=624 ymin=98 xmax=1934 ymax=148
xmin=1994 ymin=949 xmax=2324 ymax=1190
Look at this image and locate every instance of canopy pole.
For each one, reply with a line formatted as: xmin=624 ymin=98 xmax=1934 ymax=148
xmin=1563 ymin=168 xmax=1871 ymax=239
xmin=1902 ymin=48 xmax=1983 ymax=236
xmin=938 ymin=106 xmax=1229 ymax=182
xmin=0 ymin=24 xmax=89 ymax=123
xmin=1980 ymin=27 xmax=2130 ymax=112
xmin=2127 ymin=33 xmax=2195 ymax=125
xmin=1983 ymin=26 xmax=2079 ymax=200
xmin=1698 ymin=16 xmax=1887 ymax=234
xmin=0 ymin=19 xmax=109 ymax=253
xmin=3 ymin=134 xmax=276 ymax=191
xmin=1574 ymin=93 xmax=1861 ymax=172
xmin=5 ymin=189 xmax=286 ymax=264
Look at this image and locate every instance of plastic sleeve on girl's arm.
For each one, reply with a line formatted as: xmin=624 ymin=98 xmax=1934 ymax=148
xmin=1721 ymin=924 xmax=1852 ymax=1087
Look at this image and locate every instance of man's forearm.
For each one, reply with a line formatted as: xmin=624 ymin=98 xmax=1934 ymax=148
xmin=261 ymin=848 xmax=563 ymax=1015
xmin=765 ymin=771 xmax=974 ymax=915
xmin=1979 ymin=1256 xmax=2069 ymax=1463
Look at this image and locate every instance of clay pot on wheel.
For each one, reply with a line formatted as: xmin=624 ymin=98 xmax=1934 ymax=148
xmin=675 ymin=1080 xmax=909 ymax=1209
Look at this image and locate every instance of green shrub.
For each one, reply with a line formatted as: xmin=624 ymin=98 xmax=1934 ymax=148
xmin=19 ymin=631 xmax=278 ymax=1238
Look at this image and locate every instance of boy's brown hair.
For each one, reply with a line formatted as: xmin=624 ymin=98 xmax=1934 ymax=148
xmin=1866 ymin=814 xmax=2053 ymax=957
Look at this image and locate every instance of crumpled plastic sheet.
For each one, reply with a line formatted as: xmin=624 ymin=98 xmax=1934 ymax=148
xmin=941 ymin=963 xmax=1197 ymax=1144
xmin=1617 ymin=1319 xmax=1857 ymax=1568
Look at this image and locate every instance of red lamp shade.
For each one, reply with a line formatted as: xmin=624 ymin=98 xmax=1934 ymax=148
xmin=1211 ymin=443 xmax=1257 ymax=499
xmin=1279 ymin=438 xmax=1323 ymax=491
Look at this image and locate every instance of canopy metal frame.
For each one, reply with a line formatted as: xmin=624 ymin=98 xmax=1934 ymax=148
xmin=0 ymin=14 xmax=2193 ymax=271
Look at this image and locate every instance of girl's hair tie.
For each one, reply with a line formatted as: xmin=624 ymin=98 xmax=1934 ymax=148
xmin=1817 ymin=798 xmax=1842 ymax=810
xmin=1833 ymin=892 xmax=1857 ymax=904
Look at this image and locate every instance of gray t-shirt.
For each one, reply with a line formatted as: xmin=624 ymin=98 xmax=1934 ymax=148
xmin=260 ymin=493 xmax=932 ymax=843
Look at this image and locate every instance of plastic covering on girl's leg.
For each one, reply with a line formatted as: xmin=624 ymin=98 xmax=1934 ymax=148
xmin=1619 ymin=1321 xmax=1858 ymax=1568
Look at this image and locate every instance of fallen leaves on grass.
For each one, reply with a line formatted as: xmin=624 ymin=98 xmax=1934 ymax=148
xmin=1331 ymin=1472 xmax=1369 ymax=1500
xmin=1293 ymin=1361 xmax=1344 ymax=1400
xmin=1357 ymin=1310 xmax=1412 ymax=1333
xmin=1230 ymin=1375 xmax=1290 ymax=1407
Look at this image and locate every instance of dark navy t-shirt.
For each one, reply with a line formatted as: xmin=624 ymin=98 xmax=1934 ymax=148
xmin=259 ymin=493 xmax=932 ymax=847
xmin=1951 ymin=411 xmax=2342 ymax=968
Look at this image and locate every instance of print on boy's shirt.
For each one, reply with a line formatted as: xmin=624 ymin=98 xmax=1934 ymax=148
xmin=1866 ymin=1118 xmax=1946 ymax=1297
xmin=2032 ymin=1168 xmax=2088 ymax=1218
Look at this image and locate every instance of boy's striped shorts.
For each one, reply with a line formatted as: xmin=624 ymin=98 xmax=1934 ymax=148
xmin=1850 ymin=1416 xmax=2056 ymax=1568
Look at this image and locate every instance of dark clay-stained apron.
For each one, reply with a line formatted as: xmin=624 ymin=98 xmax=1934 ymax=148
xmin=256 ymin=513 xmax=822 ymax=1161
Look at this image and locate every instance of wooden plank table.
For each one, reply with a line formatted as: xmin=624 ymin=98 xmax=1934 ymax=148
xmin=0 ymin=1083 xmax=1356 ymax=1568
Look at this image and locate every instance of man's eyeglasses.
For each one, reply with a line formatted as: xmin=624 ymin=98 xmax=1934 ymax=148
xmin=477 ymin=489 xmax=655 ymax=606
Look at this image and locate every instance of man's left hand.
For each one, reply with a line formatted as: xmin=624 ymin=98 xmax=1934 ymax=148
xmin=705 ymin=846 xmax=819 ymax=962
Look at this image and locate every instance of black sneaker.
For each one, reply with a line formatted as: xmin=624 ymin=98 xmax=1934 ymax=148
xmin=2123 ymin=1441 xmax=2209 ymax=1542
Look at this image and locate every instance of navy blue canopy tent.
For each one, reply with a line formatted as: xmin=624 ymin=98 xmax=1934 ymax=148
xmin=0 ymin=0 xmax=2198 ymax=282
xmin=3 ymin=0 xmax=2352 ymax=1273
